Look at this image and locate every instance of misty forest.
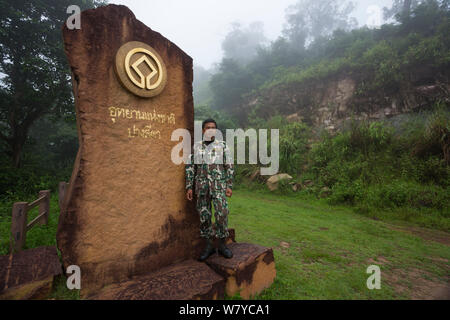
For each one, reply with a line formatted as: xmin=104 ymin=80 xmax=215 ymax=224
xmin=0 ymin=0 xmax=449 ymax=299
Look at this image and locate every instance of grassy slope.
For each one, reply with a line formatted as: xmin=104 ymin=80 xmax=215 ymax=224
xmin=1 ymin=190 xmax=449 ymax=299
xmin=228 ymin=189 xmax=450 ymax=300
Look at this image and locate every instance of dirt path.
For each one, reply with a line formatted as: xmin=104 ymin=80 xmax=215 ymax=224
xmin=385 ymin=267 xmax=450 ymax=300
xmin=385 ymin=223 xmax=450 ymax=246
xmin=376 ymin=224 xmax=450 ymax=299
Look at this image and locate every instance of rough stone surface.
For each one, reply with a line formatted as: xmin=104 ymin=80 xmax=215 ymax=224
xmin=56 ymin=4 xmax=203 ymax=297
xmin=0 ymin=246 xmax=62 ymax=300
xmin=89 ymin=260 xmax=225 ymax=300
xmin=206 ymin=243 xmax=276 ymax=299
xmin=266 ymin=173 xmax=293 ymax=191
xmin=241 ymin=76 xmax=450 ymax=133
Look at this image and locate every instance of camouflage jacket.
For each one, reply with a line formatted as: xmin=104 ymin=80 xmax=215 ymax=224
xmin=185 ymin=139 xmax=234 ymax=196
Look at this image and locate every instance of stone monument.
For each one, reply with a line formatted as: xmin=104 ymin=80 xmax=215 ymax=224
xmin=57 ymin=4 xmax=275 ymax=299
xmin=57 ymin=4 xmax=205 ymax=297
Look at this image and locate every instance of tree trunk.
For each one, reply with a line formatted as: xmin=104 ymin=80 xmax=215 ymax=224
xmin=12 ymin=140 xmax=23 ymax=168
xmin=403 ymin=0 xmax=412 ymax=16
xmin=9 ymin=134 xmax=26 ymax=168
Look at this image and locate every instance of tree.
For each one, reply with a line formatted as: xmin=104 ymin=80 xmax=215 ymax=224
xmin=384 ymin=0 xmax=450 ymax=21
xmin=386 ymin=0 xmax=450 ymax=34
xmin=0 ymin=0 xmax=105 ymax=168
xmin=282 ymin=0 xmax=357 ymax=50
xmin=383 ymin=0 xmax=422 ymax=21
xmin=221 ymin=22 xmax=267 ymax=65
xmin=194 ymin=104 xmax=237 ymax=130
xmin=193 ymin=65 xmax=214 ymax=107
xmin=209 ymin=58 xmax=253 ymax=118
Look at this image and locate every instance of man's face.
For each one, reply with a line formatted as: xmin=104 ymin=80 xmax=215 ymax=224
xmin=202 ymin=122 xmax=217 ymax=141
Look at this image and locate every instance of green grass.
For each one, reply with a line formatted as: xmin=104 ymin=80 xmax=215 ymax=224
xmin=227 ymin=189 xmax=450 ymax=300
xmin=1 ymin=189 xmax=449 ymax=300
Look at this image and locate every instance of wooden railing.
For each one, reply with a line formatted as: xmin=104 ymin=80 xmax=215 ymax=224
xmin=10 ymin=190 xmax=50 ymax=253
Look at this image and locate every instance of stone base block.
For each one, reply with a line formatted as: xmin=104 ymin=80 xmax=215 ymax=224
xmin=0 ymin=246 xmax=62 ymax=300
xmin=89 ymin=259 xmax=225 ymax=300
xmin=206 ymin=243 xmax=276 ymax=299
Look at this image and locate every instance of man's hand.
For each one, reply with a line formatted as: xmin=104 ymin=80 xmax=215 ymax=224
xmin=226 ymin=188 xmax=232 ymax=198
xmin=186 ymin=189 xmax=193 ymax=201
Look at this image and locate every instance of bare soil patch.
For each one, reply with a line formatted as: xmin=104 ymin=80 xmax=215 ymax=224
xmin=385 ymin=224 xmax=450 ymax=246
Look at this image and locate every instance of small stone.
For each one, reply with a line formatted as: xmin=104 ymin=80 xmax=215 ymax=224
xmin=320 ymin=186 xmax=332 ymax=198
xmin=266 ymin=174 xmax=293 ymax=191
xmin=303 ymin=180 xmax=314 ymax=187
xmin=280 ymin=242 xmax=290 ymax=248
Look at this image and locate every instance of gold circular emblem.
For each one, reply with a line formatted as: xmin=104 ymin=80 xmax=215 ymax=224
xmin=114 ymin=41 xmax=167 ymax=98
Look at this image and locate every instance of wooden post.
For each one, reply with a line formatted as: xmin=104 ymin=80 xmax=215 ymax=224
xmin=58 ymin=182 xmax=67 ymax=210
xmin=38 ymin=190 xmax=50 ymax=226
xmin=10 ymin=202 xmax=28 ymax=252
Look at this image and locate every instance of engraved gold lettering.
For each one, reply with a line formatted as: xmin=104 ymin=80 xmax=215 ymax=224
xmin=109 ymin=106 xmax=117 ymax=117
xmin=108 ymin=104 xmax=176 ymax=136
xmin=168 ymin=113 xmax=175 ymax=124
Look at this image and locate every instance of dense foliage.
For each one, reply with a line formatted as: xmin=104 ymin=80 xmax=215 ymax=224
xmin=0 ymin=0 xmax=105 ymax=198
xmin=237 ymin=103 xmax=449 ymax=230
xmin=207 ymin=0 xmax=450 ymax=124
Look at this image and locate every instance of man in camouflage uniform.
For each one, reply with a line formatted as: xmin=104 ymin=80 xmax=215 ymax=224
xmin=186 ymin=118 xmax=234 ymax=261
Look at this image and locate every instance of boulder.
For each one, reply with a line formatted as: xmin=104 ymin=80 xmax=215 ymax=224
xmin=266 ymin=174 xmax=293 ymax=191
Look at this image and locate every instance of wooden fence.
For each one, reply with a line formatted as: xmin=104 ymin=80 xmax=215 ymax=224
xmin=10 ymin=190 xmax=50 ymax=253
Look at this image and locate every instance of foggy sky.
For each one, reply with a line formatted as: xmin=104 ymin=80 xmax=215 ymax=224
xmin=109 ymin=0 xmax=393 ymax=69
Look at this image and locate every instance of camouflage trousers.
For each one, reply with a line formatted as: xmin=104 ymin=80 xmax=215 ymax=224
xmin=196 ymin=192 xmax=229 ymax=239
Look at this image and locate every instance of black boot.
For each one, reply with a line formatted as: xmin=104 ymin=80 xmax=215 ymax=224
xmin=218 ymin=238 xmax=233 ymax=259
xmin=198 ymin=238 xmax=216 ymax=261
